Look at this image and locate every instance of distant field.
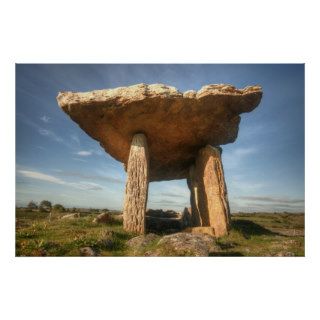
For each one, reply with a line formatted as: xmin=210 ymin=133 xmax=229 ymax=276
xmin=16 ymin=210 xmax=304 ymax=257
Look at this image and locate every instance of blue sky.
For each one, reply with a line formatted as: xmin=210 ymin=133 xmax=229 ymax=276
xmin=16 ymin=64 xmax=304 ymax=212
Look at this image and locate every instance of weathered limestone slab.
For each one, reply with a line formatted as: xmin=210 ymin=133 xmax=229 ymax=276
xmin=123 ymin=134 xmax=149 ymax=234
xmin=189 ymin=146 xmax=230 ymax=237
xmin=57 ymin=83 xmax=262 ymax=181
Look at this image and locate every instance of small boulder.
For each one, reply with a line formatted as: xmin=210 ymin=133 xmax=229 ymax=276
xmin=181 ymin=207 xmax=193 ymax=228
xmin=112 ymin=214 xmax=123 ymax=222
xmin=156 ymin=232 xmax=220 ymax=256
xmin=79 ymin=247 xmax=97 ymax=256
xmin=147 ymin=209 xmax=179 ymax=219
xmin=126 ymin=233 xmax=159 ymax=255
xmin=93 ymin=212 xmax=113 ymax=224
xmin=146 ymin=209 xmax=184 ymax=232
xmin=61 ymin=213 xmax=80 ymax=219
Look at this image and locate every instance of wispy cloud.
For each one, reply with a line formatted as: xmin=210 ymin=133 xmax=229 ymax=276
xmin=148 ymin=199 xmax=189 ymax=208
xmin=230 ymin=195 xmax=305 ymax=213
xmin=160 ymin=192 xmax=186 ymax=198
xmin=76 ymin=150 xmax=92 ymax=156
xmin=233 ymin=147 xmax=257 ymax=156
xmin=228 ymin=176 xmax=265 ymax=191
xmin=68 ymin=182 xmax=103 ymax=191
xmin=54 ymin=170 xmax=124 ymax=184
xmin=40 ymin=115 xmax=50 ymax=123
xmin=74 ymin=149 xmax=104 ymax=157
xmin=223 ymin=146 xmax=258 ymax=169
xmin=38 ymin=128 xmax=63 ymax=143
xmin=72 ymin=158 xmax=88 ymax=162
xmin=18 ymin=169 xmax=104 ymax=191
xmin=150 ymin=199 xmax=180 ymax=205
xmin=237 ymin=196 xmax=304 ymax=204
xmin=245 ymin=202 xmax=304 ymax=209
xmin=70 ymin=134 xmax=80 ymax=146
xmin=17 ymin=113 xmax=69 ymax=146
xmin=19 ymin=170 xmax=65 ymax=185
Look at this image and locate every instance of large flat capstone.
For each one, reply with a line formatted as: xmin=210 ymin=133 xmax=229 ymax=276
xmin=57 ymin=83 xmax=262 ymax=181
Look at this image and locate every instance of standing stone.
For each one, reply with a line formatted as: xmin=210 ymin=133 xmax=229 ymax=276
xmin=190 ymin=146 xmax=231 ymax=237
xmin=123 ymin=134 xmax=149 ymax=234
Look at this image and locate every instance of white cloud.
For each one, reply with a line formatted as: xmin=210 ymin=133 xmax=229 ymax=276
xmin=18 ymin=170 xmax=65 ymax=185
xmin=74 ymin=149 xmax=104 ymax=157
xmin=40 ymin=115 xmax=50 ymax=123
xmin=237 ymin=196 xmax=304 ymax=204
xmin=18 ymin=169 xmax=104 ymax=191
xmin=76 ymin=150 xmax=92 ymax=156
xmin=68 ymin=182 xmax=103 ymax=191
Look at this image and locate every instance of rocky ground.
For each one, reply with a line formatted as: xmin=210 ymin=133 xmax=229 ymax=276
xmin=16 ymin=210 xmax=304 ymax=257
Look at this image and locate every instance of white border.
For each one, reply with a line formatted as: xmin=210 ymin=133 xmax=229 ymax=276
xmin=1 ymin=1 xmax=319 ymax=320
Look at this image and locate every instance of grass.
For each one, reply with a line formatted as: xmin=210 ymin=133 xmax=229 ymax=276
xmin=215 ymin=213 xmax=305 ymax=256
xmin=16 ymin=210 xmax=135 ymax=256
xmin=15 ymin=210 xmax=304 ymax=257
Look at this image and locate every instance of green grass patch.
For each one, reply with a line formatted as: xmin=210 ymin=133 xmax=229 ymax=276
xmin=16 ymin=210 xmax=304 ymax=257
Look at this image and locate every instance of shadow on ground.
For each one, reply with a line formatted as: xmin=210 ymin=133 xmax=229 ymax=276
xmin=209 ymin=251 xmax=244 ymax=256
xmin=231 ymin=219 xmax=281 ymax=239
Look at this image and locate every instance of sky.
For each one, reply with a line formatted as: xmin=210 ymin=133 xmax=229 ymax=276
xmin=16 ymin=64 xmax=305 ymax=212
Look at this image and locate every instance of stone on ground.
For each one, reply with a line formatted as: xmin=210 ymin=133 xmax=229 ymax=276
xmin=146 ymin=209 xmax=185 ymax=232
xmin=61 ymin=213 xmax=80 ymax=219
xmin=93 ymin=212 xmax=113 ymax=224
xmin=126 ymin=233 xmax=159 ymax=255
xmin=155 ymin=232 xmax=219 ymax=256
xmin=126 ymin=232 xmax=220 ymax=256
xmin=79 ymin=247 xmax=97 ymax=257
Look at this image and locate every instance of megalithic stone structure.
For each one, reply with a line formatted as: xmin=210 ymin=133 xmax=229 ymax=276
xmin=57 ymin=83 xmax=263 ymax=236
xmin=123 ymin=134 xmax=149 ymax=233
xmin=188 ymin=146 xmax=230 ymax=237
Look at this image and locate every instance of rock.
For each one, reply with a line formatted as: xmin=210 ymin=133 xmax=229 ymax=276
xmin=112 ymin=214 xmax=123 ymax=222
xmin=145 ymin=209 xmax=184 ymax=232
xmin=57 ymin=83 xmax=262 ymax=181
xmin=156 ymin=232 xmax=220 ymax=256
xmin=61 ymin=213 xmax=80 ymax=219
xmin=146 ymin=216 xmax=182 ymax=232
xmin=93 ymin=212 xmax=113 ymax=224
xmin=146 ymin=209 xmax=180 ymax=218
xmin=126 ymin=233 xmax=159 ymax=255
xmin=79 ymin=247 xmax=97 ymax=256
xmin=188 ymin=146 xmax=230 ymax=237
xmin=181 ymin=207 xmax=193 ymax=228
